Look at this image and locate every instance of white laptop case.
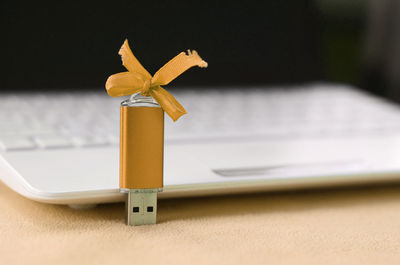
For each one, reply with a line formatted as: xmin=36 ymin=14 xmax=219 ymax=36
xmin=1 ymin=84 xmax=400 ymax=206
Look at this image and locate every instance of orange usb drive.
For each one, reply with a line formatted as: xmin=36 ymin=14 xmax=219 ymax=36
xmin=120 ymin=94 xmax=164 ymax=225
xmin=105 ymin=39 xmax=207 ymax=226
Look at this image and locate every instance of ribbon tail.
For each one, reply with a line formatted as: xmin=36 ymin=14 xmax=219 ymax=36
xmin=119 ymin=39 xmax=152 ymax=79
xmin=105 ymin=71 xmax=145 ymax=97
xmin=151 ymin=50 xmax=208 ymax=86
xmin=150 ymin=86 xmax=187 ymax=122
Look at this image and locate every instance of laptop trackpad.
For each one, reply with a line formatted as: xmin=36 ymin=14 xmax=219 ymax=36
xmin=184 ymin=140 xmax=367 ymax=178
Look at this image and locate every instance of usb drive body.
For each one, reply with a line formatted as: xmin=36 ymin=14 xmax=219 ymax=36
xmin=120 ymin=93 xmax=164 ymax=225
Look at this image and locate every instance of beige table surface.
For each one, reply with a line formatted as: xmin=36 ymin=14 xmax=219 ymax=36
xmin=1 ymin=181 xmax=400 ymax=265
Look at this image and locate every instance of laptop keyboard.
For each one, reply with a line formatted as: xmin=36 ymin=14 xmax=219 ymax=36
xmin=1 ymin=84 xmax=400 ymax=151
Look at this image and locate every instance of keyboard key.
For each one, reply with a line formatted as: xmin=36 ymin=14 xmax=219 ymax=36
xmin=34 ymin=136 xmax=73 ymax=149
xmin=0 ymin=125 xmax=55 ymax=137
xmin=0 ymin=137 xmax=36 ymax=151
xmin=73 ymin=136 xmax=109 ymax=147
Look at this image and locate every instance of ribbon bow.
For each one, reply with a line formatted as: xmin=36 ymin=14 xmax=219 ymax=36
xmin=105 ymin=39 xmax=208 ymax=121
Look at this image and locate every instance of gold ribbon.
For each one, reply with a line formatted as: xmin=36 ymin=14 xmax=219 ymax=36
xmin=105 ymin=39 xmax=208 ymax=121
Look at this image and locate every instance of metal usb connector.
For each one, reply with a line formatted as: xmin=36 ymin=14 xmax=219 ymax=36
xmin=126 ymin=189 xmax=158 ymax=225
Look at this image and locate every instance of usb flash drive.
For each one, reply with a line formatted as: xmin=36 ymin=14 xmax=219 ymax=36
xmin=120 ymin=93 xmax=164 ymax=226
xmin=105 ymin=39 xmax=207 ymax=226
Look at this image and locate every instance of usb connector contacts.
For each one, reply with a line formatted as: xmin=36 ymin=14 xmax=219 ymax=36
xmin=126 ymin=189 xmax=158 ymax=225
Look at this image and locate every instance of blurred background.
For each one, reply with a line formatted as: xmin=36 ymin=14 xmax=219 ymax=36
xmin=1 ymin=0 xmax=399 ymax=101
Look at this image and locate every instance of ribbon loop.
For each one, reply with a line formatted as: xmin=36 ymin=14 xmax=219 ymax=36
xmin=105 ymin=39 xmax=207 ymax=121
xmin=151 ymin=50 xmax=208 ymax=86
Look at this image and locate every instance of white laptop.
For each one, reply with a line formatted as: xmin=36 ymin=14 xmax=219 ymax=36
xmin=1 ymin=83 xmax=400 ymax=207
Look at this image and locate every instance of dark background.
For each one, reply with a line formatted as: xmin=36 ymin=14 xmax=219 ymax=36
xmin=1 ymin=0 xmax=394 ymax=99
